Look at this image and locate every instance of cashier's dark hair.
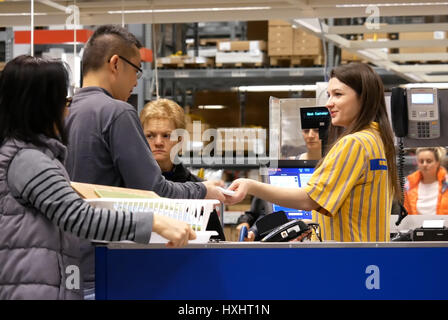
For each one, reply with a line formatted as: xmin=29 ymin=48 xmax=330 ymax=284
xmin=0 ymin=55 xmax=69 ymax=147
xmin=321 ymin=62 xmax=400 ymax=201
xmin=82 ymin=24 xmax=142 ymax=75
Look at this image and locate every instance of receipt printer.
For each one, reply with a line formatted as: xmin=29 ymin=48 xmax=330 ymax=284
xmin=412 ymin=227 xmax=448 ymax=241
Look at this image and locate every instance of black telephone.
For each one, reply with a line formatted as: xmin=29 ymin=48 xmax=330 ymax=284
xmin=389 ymin=87 xmax=443 ymax=226
xmin=391 ymin=87 xmax=440 ymax=139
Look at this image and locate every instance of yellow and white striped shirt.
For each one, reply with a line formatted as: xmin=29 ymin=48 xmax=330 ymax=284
xmin=305 ymin=122 xmax=391 ymax=242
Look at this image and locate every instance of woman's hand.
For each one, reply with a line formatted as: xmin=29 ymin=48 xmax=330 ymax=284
xmin=152 ymin=214 xmax=197 ymax=248
xmin=224 ymin=178 xmax=252 ymax=205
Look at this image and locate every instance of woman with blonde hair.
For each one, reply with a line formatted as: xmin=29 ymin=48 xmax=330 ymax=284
xmin=140 ymin=99 xmax=226 ymax=240
xmin=404 ymin=147 xmax=448 ymax=215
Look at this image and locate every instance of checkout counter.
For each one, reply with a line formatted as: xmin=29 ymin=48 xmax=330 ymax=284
xmin=95 ymin=90 xmax=448 ymax=300
xmin=95 ymin=241 xmax=448 ymax=300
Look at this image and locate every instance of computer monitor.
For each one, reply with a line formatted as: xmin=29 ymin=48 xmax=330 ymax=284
xmin=266 ymin=160 xmax=317 ymax=220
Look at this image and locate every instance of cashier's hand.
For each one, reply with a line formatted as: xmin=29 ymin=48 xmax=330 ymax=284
xmin=153 ymin=214 xmax=196 ymax=248
xmin=236 ymin=223 xmax=255 ymax=241
xmin=223 ymin=178 xmax=251 ymax=205
xmin=202 ymin=180 xmax=226 ymax=203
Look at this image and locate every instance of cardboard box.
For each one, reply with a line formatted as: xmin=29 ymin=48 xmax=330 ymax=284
xmin=269 ymin=19 xmax=292 ymax=26
xmin=292 ymin=28 xmax=323 ymax=56
xmin=218 ymin=40 xmax=267 ymax=52
xmin=215 ymin=51 xmax=266 ymax=64
xmin=186 ymin=47 xmax=217 ymax=58
xmin=157 ymin=55 xmax=213 ymax=68
xmin=293 ymin=28 xmax=321 ymax=46
xmin=247 ymin=21 xmax=268 ymax=41
xmin=268 ymin=26 xmax=294 ymax=56
xmin=71 ymin=182 xmax=159 ymax=199
xmin=364 ymin=32 xmax=389 ymax=41
xmin=363 ymin=23 xmax=389 ymax=41
xmin=341 ymin=49 xmax=361 ymax=62
xmin=216 ymin=128 xmax=266 ymax=154
xmin=293 ymin=46 xmax=322 ymax=56
xmin=399 ymin=31 xmax=447 ymax=54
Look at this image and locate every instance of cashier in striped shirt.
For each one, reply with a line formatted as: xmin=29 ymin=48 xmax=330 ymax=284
xmin=226 ymin=62 xmax=400 ymax=242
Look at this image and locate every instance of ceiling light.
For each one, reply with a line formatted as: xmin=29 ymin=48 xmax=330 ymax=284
xmin=108 ymin=7 xmax=271 ymax=14
xmin=236 ymin=85 xmax=317 ymax=92
xmin=0 ymin=12 xmax=47 ymax=16
xmin=198 ymin=105 xmax=227 ymax=110
xmin=336 ymin=2 xmax=448 ymax=7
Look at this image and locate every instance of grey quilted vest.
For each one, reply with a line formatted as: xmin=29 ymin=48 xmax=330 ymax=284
xmin=0 ymin=138 xmax=83 ymax=300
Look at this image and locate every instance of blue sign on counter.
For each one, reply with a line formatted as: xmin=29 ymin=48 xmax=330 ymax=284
xmin=95 ymin=244 xmax=448 ymax=300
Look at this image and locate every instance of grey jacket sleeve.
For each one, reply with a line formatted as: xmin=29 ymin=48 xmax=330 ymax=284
xmin=7 ymin=149 xmax=153 ymax=244
xmin=107 ymin=109 xmax=207 ymax=199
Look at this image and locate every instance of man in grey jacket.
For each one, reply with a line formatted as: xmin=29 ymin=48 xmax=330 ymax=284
xmin=65 ymin=25 xmax=225 ymax=298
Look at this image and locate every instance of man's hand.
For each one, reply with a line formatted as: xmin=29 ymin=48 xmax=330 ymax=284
xmin=236 ymin=223 xmax=256 ymax=241
xmin=202 ymin=180 xmax=226 ymax=203
xmin=152 ymin=214 xmax=196 ymax=248
xmin=236 ymin=222 xmax=250 ymax=232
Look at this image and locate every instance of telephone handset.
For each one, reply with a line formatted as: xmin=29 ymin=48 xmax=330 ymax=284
xmin=391 ymin=87 xmax=440 ymax=139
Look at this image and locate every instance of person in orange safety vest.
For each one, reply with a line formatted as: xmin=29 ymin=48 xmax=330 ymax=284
xmin=404 ymin=147 xmax=448 ymax=215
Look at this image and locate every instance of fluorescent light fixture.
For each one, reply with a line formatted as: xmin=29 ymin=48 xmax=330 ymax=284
xmin=198 ymin=105 xmax=227 ymax=109
xmin=0 ymin=12 xmax=47 ymax=16
xmin=237 ymin=85 xmax=317 ymax=92
xmin=108 ymin=7 xmax=271 ymax=14
xmin=336 ymin=2 xmax=448 ymax=7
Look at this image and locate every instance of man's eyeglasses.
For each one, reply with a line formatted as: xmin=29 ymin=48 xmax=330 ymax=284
xmin=118 ymin=55 xmax=143 ymax=79
xmin=65 ymin=96 xmax=73 ymax=108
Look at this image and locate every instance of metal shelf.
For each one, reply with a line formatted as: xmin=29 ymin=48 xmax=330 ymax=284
xmin=155 ymin=67 xmax=407 ymax=89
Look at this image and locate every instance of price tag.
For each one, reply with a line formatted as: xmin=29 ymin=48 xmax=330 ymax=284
xmin=174 ymin=71 xmax=189 ymax=78
xmin=231 ymin=71 xmax=247 ymax=77
xmin=289 ymin=70 xmax=305 ymax=76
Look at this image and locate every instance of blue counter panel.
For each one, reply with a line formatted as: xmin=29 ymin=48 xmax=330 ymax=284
xmin=96 ymin=245 xmax=448 ymax=300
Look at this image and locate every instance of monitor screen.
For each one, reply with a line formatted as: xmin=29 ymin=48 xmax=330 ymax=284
xmin=411 ymin=93 xmax=434 ymax=105
xmin=267 ymin=162 xmax=315 ymax=220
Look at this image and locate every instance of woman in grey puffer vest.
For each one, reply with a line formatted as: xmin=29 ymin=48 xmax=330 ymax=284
xmin=0 ymin=56 xmax=195 ymax=300
xmin=0 ymin=138 xmax=83 ymax=299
